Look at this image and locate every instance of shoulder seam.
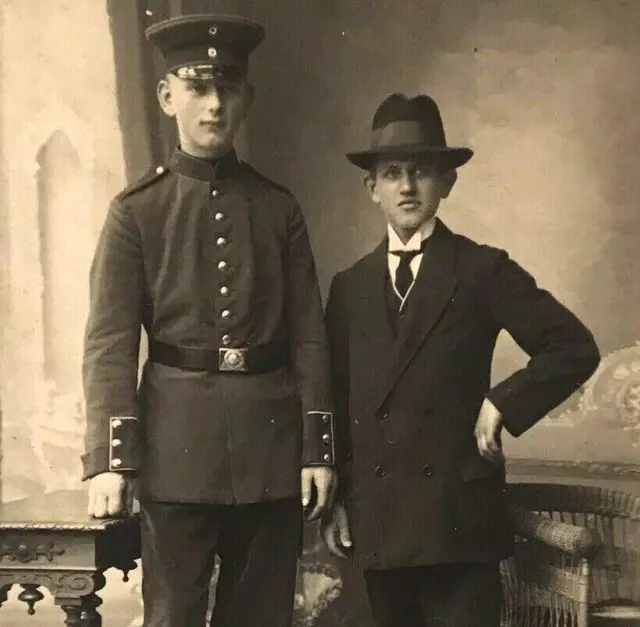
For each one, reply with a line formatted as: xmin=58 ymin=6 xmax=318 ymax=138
xmin=116 ymin=166 xmax=170 ymax=201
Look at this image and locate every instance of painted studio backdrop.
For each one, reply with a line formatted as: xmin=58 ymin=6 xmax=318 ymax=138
xmin=0 ymin=0 xmax=639 ymax=624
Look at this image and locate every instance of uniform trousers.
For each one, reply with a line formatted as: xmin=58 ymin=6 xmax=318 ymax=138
xmin=363 ymin=561 xmax=502 ymax=627
xmin=140 ymin=497 xmax=302 ymax=627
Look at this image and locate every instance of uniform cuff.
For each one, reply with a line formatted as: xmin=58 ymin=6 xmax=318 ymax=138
xmin=109 ymin=416 xmax=139 ymax=472
xmin=81 ymin=446 xmax=110 ymax=481
xmin=302 ymin=411 xmax=335 ymax=466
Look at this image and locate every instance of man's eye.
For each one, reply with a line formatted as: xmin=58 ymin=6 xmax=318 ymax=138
xmin=383 ymin=167 xmax=401 ymax=179
xmin=188 ymin=82 xmax=208 ymax=95
xmin=415 ymin=165 xmax=436 ymax=178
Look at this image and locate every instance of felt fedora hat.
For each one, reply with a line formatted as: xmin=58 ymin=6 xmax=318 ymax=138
xmin=347 ymin=93 xmax=473 ymax=170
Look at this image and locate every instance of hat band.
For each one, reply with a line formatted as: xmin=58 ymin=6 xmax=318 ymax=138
xmin=371 ymin=120 xmax=445 ymax=149
xmin=165 ymin=43 xmax=246 ymax=75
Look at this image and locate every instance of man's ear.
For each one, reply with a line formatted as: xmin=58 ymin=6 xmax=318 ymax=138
xmin=157 ymin=76 xmax=175 ymax=117
xmin=438 ymin=168 xmax=458 ymax=199
xmin=364 ymin=173 xmax=379 ymax=203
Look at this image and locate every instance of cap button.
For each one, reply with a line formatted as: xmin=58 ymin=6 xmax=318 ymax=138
xmin=156 ymin=166 xmax=164 ymax=174
xmin=208 ymin=47 xmax=218 ymax=59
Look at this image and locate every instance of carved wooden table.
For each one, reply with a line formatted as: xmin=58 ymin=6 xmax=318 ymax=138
xmin=0 ymin=490 xmax=140 ymax=625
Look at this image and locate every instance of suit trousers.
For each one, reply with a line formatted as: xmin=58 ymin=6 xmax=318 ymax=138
xmin=363 ymin=561 xmax=502 ymax=627
xmin=140 ymin=498 xmax=302 ymax=627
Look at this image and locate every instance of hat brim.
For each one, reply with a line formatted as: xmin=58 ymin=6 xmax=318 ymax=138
xmin=346 ymin=145 xmax=473 ymax=171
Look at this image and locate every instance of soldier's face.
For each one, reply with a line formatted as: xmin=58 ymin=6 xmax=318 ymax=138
xmin=365 ymin=158 xmax=454 ymax=242
xmin=158 ymin=74 xmax=253 ymax=159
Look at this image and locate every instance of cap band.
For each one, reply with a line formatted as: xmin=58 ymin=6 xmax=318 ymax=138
xmin=371 ymin=120 xmax=446 ymax=149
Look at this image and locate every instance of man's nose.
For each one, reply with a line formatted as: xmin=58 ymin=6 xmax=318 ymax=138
xmin=205 ymin=88 xmax=223 ymax=111
xmin=399 ymin=171 xmax=417 ymax=193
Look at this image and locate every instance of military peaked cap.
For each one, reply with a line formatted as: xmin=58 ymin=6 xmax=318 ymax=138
xmin=145 ymin=14 xmax=265 ymax=81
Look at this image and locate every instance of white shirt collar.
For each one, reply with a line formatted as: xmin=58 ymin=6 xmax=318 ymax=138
xmin=387 ymin=216 xmax=437 ymax=252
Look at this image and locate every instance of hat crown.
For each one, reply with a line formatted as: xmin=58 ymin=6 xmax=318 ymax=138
xmin=371 ymin=93 xmax=447 ymax=148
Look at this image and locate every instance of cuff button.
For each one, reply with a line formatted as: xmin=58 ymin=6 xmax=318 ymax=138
xmin=111 ymin=458 xmax=122 ymax=468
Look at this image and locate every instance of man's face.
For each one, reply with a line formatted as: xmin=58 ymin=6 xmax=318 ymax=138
xmin=366 ymin=157 xmax=453 ymax=241
xmin=157 ymin=73 xmax=253 ymax=159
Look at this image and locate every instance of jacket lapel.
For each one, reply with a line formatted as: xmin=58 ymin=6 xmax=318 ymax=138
xmin=377 ymin=220 xmax=459 ymax=409
xmin=356 ymin=239 xmax=396 ymax=346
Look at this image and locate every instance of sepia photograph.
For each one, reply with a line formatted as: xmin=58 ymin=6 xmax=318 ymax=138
xmin=0 ymin=1 xmax=639 ymax=625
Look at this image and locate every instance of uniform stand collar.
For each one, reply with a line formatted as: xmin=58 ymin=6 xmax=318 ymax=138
xmin=170 ymin=147 xmax=241 ymax=182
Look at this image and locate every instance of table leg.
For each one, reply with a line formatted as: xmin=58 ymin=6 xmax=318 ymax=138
xmin=61 ymin=603 xmax=83 ymax=626
xmin=56 ymin=571 xmax=106 ymax=627
xmin=0 ymin=584 xmax=13 ymax=607
xmin=79 ymin=590 xmax=103 ymax=627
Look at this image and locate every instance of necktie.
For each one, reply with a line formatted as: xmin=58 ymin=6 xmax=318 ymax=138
xmin=391 ymin=241 xmax=426 ymax=299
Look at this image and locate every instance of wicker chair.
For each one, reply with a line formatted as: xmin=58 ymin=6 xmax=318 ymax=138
xmin=505 ymin=483 xmax=640 ymax=627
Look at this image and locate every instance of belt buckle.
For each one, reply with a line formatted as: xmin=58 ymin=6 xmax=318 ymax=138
xmin=218 ymin=348 xmax=248 ymax=372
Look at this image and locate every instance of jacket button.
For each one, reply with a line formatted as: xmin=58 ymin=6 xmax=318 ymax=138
xmin=220 ymin=286 xmax=230 ymax=296
xmin=216 ymin=237 xmax=227 ymax=247
xmin=211 ymin=189 xmax=220 ymax=198
xmin=374 ymin=464 xmax=386 ymax=477
xmin=214 ymin=212 xmax=225 ymax=221
xmin=221 ymin=334 xmax=232 ymax=345
xmin=422 ymin=464 xmax=434 ymax=477
xmin=379 ymin=411 xmax=389 ymax=422
xmin=217 ymin=260 xmax=227 ymax=270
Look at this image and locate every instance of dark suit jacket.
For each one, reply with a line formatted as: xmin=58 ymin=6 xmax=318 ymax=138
xmin=325 ymin=220 xmax=600 ymax=569
xmin=82 ymin=149 xmax=333 ymax=504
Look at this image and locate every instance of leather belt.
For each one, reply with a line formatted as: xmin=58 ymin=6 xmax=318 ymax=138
xmin=149 ymin=339 xmax=287 ymax=374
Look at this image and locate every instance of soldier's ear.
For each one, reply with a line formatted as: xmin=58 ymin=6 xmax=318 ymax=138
xmin=438 ymin=168 xmax=457 ymax=199
xmin=157 ymin=76 xmax=175 ymax=117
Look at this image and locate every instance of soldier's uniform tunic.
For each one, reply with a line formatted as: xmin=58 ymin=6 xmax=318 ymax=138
xmin=83 ymin=149 xmax=334 ymax=500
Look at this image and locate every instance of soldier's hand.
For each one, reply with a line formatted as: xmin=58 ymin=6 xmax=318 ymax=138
xmin=320 ymin=502 xmax=352 ymax=559
xmin=474 ymin=397 xmax=505 ymax=465
xmin=88 ymin=472 xmax=135 ymax=518
xmin=301 ymin=466 xmax=336 ymax=522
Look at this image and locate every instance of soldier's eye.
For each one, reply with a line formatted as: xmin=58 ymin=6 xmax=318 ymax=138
xmin=188 ymin=81 xmax=208 ymax=95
